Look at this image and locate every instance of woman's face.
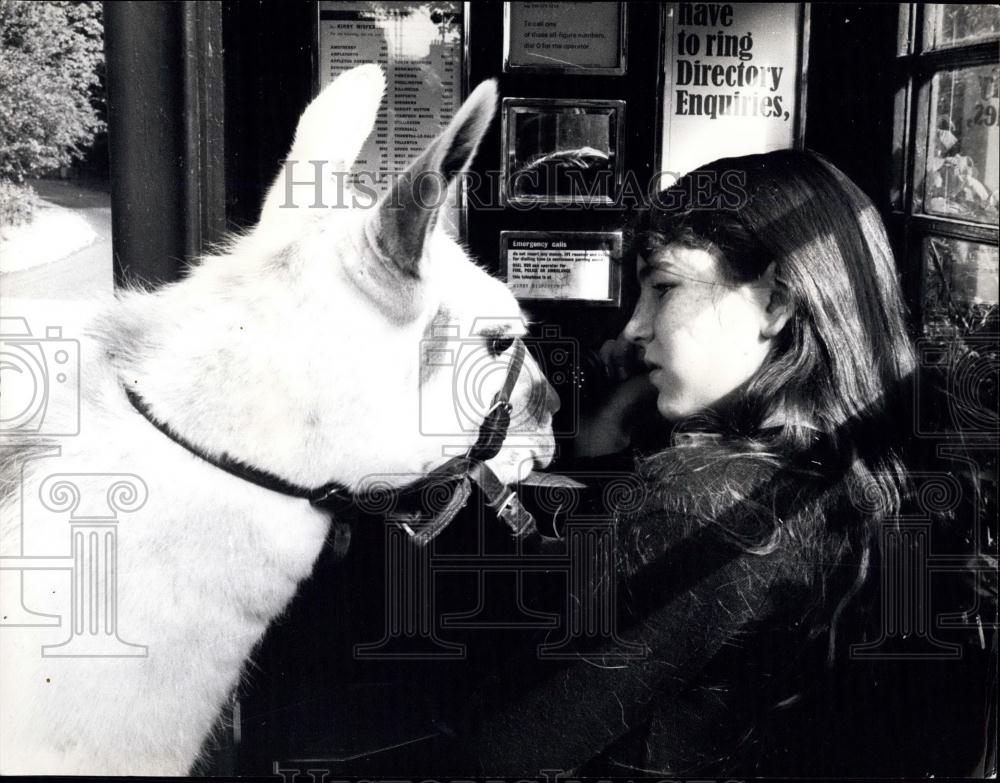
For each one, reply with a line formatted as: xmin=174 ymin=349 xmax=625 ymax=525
xmin=623 ymin=244 xmax=777 ymax=421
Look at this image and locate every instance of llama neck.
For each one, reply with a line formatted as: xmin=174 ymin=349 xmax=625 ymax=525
xmin=106 ymin=276 xmax=325 ymax=487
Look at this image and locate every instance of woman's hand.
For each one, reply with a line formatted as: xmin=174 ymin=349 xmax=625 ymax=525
xmin=575 ymin=337 xmax=658 ymax=458
xmin=598 ymin=334 xmax=646 ymax=381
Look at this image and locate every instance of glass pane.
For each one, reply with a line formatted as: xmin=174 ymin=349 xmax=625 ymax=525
xmin=923 ymin=66 xmax=1000 ymax=225
xmin=922 ymin=236 xmax=999 ymax=334
xmin=923 ymin=4 xmax=1000 ymax=50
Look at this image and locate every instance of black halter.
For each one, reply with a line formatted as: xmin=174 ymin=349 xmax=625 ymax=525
xmin=123 ymin=337 xmax=543 ymax=554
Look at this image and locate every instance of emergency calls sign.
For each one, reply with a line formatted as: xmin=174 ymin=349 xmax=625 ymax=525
xmin=500 ymin=231 xmax=622 ymax=305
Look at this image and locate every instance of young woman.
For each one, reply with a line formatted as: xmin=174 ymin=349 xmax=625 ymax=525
xmin=445 ymin=149 xmax=991 ymax=777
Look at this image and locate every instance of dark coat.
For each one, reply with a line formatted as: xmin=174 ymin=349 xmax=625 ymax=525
xmin=442 ymin=437 xmax=994 ymax=778
xmin=447 ymin=441 xmax=839 ymax=776
xmin=228 ymin=434 xmax=992 ymax=778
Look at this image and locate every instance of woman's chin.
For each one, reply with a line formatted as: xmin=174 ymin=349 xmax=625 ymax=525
xmin=655 ymin=393 xmax=690 ymax=422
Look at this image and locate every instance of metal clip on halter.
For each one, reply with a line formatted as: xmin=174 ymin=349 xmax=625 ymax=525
xmin=468 ymin=461 xmax=539 ymax=541
xmin=398 ymin=336 xmax=544 ymax=548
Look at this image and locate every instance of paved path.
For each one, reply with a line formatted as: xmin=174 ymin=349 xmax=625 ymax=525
xmin=2 ymin=179 xmax=113 ymax=301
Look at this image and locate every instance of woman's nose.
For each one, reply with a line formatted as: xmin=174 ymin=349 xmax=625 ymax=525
xmin=622 ymin=299 xmax=652 ymax=344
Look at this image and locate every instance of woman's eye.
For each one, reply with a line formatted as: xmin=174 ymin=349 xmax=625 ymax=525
xmin=488 ymin=335 xmax=515 ymax=356
xmin=652 ymin=283 xmax=676 ymax=298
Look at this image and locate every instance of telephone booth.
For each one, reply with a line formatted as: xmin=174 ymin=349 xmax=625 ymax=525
xmin=99 ymin=2 xmax=998 ymax=776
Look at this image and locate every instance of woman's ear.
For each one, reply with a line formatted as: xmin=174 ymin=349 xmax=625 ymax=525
xmin=760 ymin=263 xmax=793 ymax=339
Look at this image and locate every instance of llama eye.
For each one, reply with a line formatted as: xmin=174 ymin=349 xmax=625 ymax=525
xmin=488 ymin=335 xmax=515 ymax=356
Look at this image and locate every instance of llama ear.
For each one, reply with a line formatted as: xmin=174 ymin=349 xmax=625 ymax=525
xmin=364 ymin=79 xmax=497 ymax=279
xmin=258 ymin=64 xmax=385 ymax=225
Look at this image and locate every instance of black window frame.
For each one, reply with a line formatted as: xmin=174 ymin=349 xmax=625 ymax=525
xmin=891 ymin=3 xmax=999 ymax=333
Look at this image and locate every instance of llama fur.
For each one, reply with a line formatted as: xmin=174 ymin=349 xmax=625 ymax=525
xmin=0 ymin=65 xmax=556 ymax=774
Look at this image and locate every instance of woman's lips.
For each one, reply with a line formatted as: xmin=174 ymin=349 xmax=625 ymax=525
xmin=645 ymin=362 xmax=666 ymax=384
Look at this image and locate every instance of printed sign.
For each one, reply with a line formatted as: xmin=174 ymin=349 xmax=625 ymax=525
xmin=661 ymin=2 xmax=802 ymax=176
xmin=500 ymin=232 xmax=622 ymax=303
xmin=504 ymin=2 xmax=625 ymax=74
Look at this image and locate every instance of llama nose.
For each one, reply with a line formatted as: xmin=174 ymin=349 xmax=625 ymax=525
xmin=544 ymin=380 xmax=561 ymax=415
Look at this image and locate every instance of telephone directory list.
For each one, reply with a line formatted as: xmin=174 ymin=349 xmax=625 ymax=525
xmin=319 ymin=4 xmax=462 ymax=195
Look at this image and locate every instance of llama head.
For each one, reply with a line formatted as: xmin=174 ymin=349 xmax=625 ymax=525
xmin=191 ymin=64 xmax=559 ymax=490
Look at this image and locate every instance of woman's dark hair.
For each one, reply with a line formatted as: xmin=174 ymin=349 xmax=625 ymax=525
xmin=631 ymin=150 xmax=918 ymax=653
xmin=636 ymin=149 xmax=914 ymax=502
xmin=617 ymin=150 xmax=992 ymax=773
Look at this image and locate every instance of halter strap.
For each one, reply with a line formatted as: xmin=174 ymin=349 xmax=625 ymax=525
xmin=122 ymin=335 xmax=535 ymax=550
xmin=498 ymin=336 xmax=526 ymax=404
xmin=123 ymin=387 xmax=351 ymax=506
xmin=467 ymin=337 xmax=527 ymax=462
